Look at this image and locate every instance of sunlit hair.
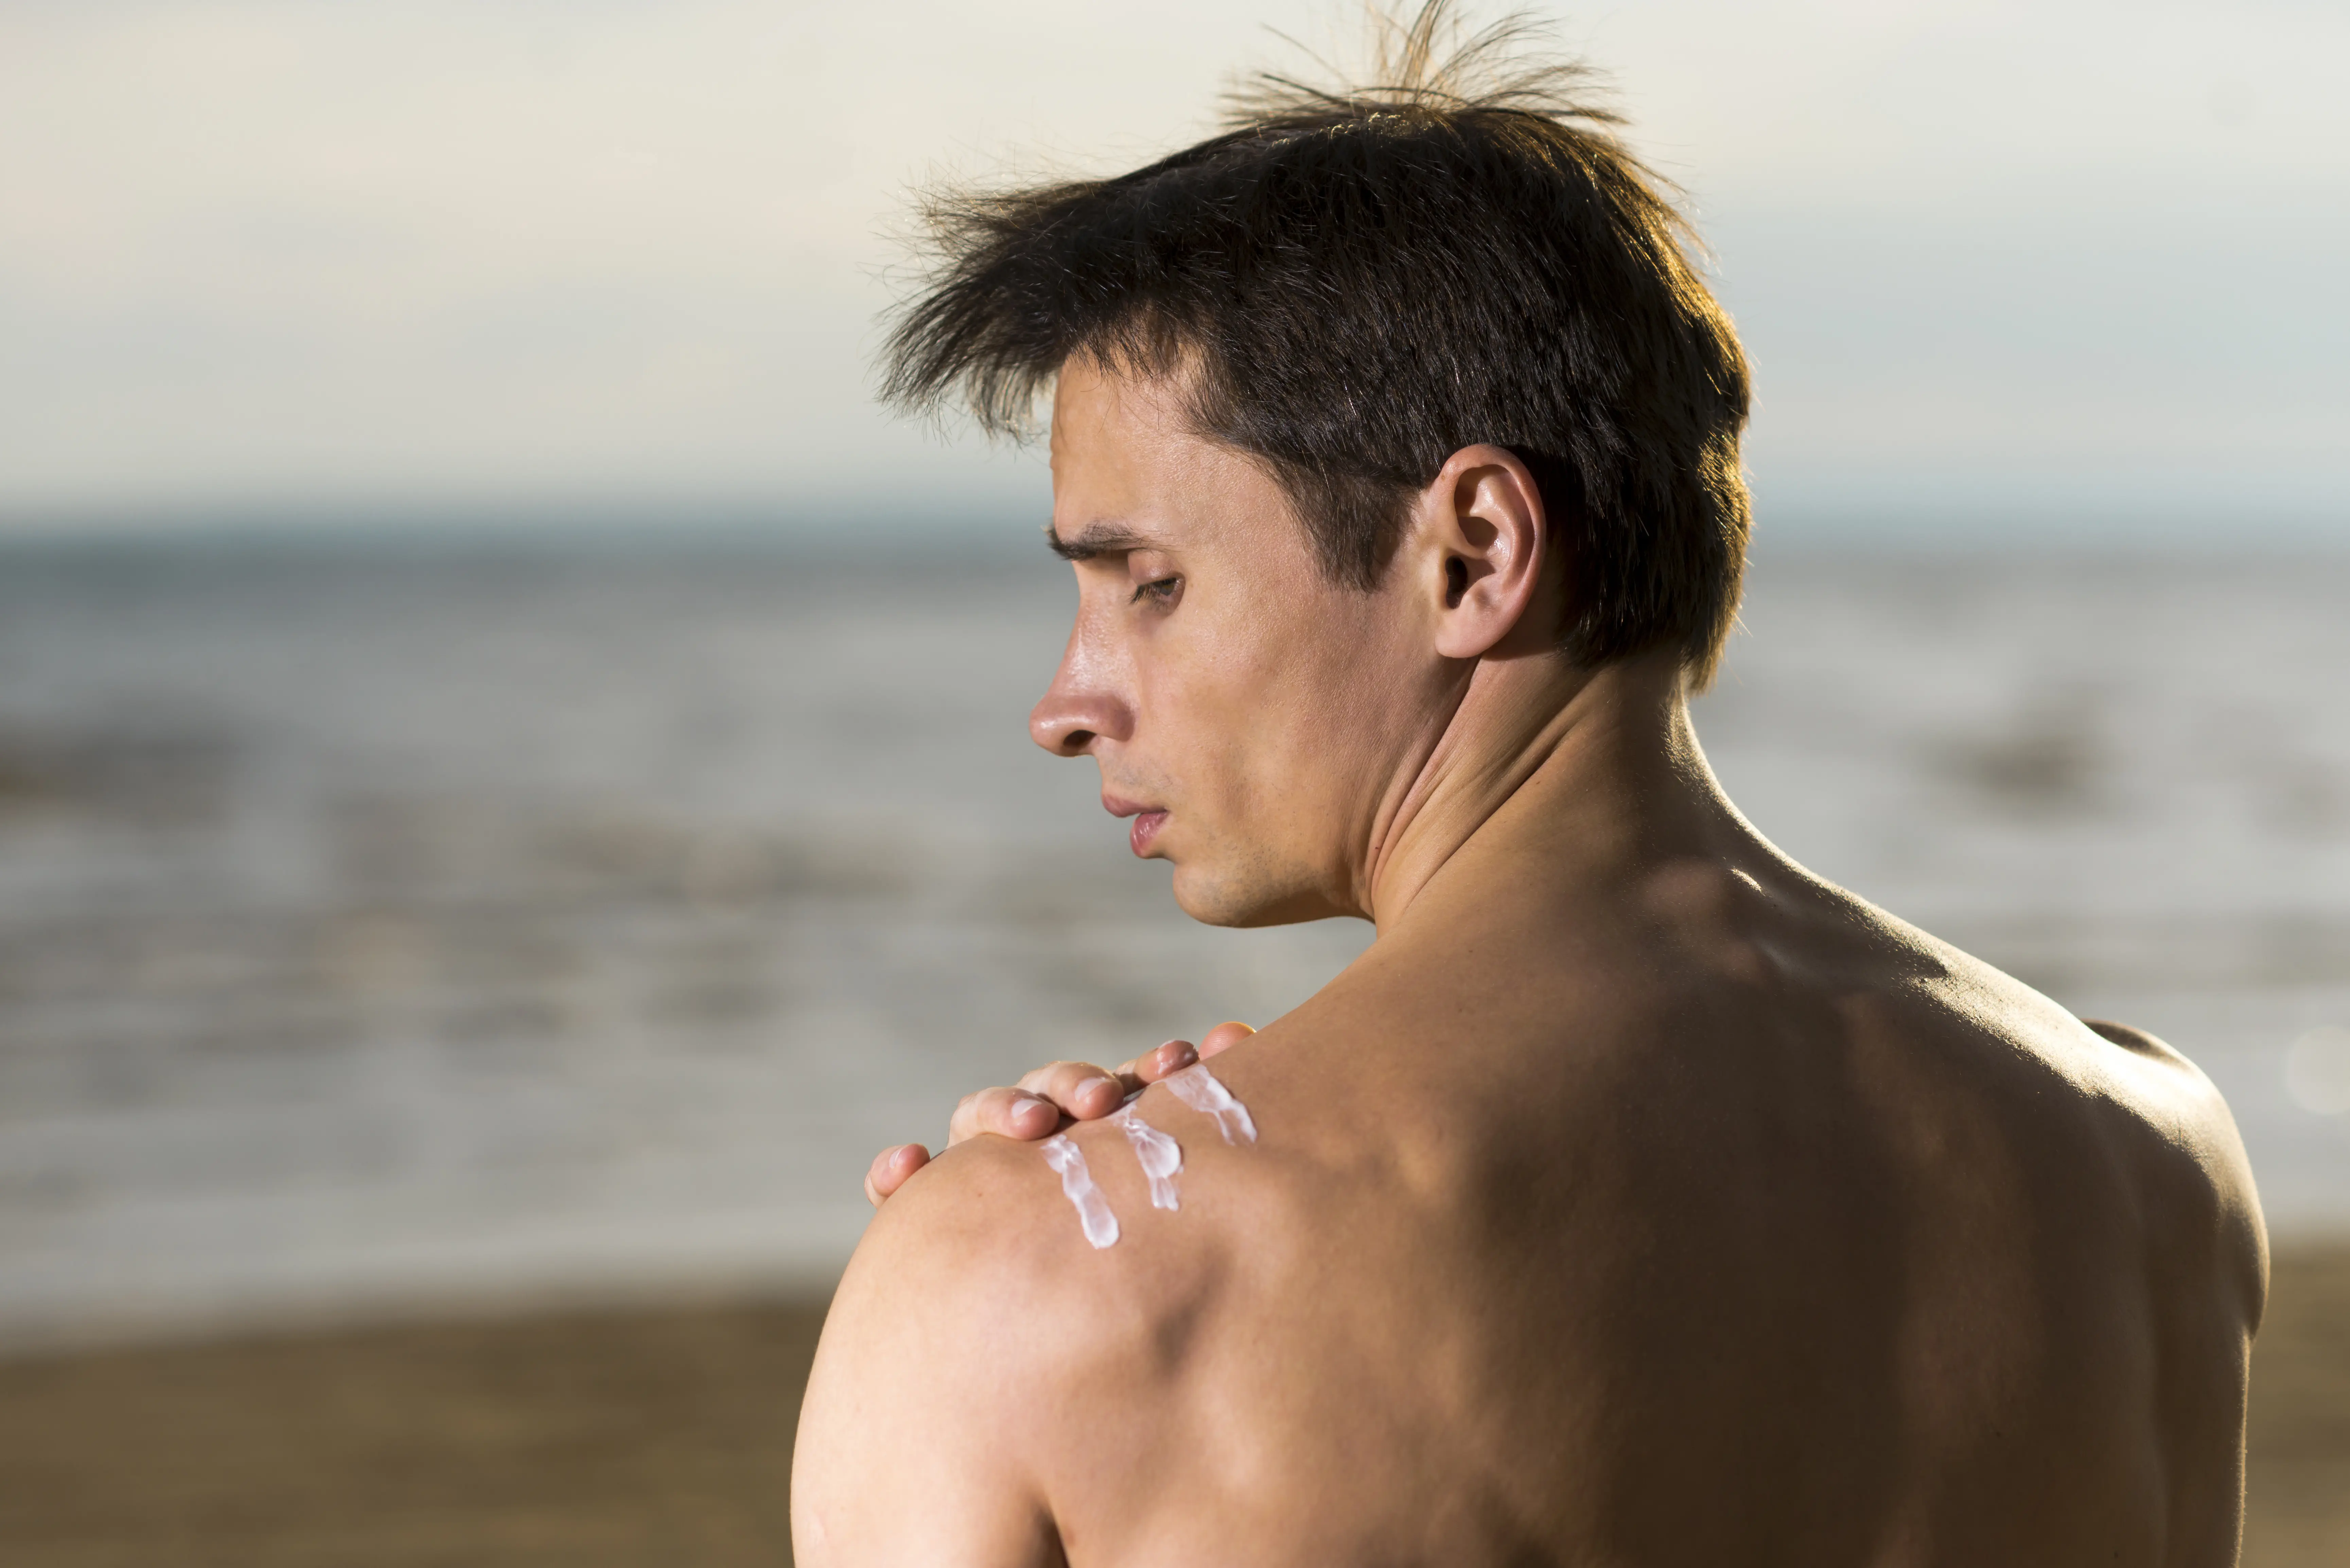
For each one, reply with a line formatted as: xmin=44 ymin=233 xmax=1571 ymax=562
xmin=882 ymin=2 xmax=1752 ymax=687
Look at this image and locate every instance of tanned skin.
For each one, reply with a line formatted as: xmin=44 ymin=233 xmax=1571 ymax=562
xmin=792 ymin=358 xmax=2268 ymax=1567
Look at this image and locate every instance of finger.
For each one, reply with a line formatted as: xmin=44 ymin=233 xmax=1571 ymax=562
xmin=1198 ymin=1020 xmax=1256 ymax=1059
xmin=865 ymin=1143 xmax=931 ymax=1207
xmin=1010 ymin=1060 xmax=1130 ymax=1121
xmin=1012 ymin=1059 xmax=1083 ymax=1094
xmin=1130 ymin=1037 xmax=1200 ymax=1084
xmin=947 ymin=1087 xmax=1018 ymax=1144
xmin=947 ymin=1085 xmax=1064 ymax=1147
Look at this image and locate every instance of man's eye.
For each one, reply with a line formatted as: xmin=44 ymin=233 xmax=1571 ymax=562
xmin=1131 ymin=576 xmax=1181 ymax=607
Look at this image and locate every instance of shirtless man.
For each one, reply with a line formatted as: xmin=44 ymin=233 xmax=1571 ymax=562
xmin=793 ymin=14 xmax=2267 ymax=1564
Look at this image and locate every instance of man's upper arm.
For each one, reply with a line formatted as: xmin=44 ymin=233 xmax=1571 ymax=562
xmin=792 ymin=1150 xmax=1064 ymax=1568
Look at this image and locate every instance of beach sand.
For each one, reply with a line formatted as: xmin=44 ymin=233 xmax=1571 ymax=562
xmin=2245 ymin=1247 xmax=2350 ymax=1566
xmin=0 ymin=1250 xmax=2342 ymax=1566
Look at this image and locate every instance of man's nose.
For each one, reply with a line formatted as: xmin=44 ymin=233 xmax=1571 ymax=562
xmin=1029 ymin=629 xmax=1134 ymax=758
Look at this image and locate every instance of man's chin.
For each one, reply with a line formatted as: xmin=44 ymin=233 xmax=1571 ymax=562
xmin=1169 ymin=860 xmax=1349 ymax=929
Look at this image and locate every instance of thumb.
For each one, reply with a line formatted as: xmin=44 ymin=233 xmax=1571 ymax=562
xmin=1197 ymin=1020 xmax=1255 ymax=1059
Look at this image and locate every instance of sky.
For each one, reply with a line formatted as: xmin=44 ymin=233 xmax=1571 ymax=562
xmin=1 ymin=0 xmax=2345 ymax=540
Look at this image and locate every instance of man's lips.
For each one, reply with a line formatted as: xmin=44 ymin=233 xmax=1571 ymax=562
xmin=1103 ymin=795 xmax=1169 ymax=858
xmin=1127 ymin=810 xmax=1169 ymax=856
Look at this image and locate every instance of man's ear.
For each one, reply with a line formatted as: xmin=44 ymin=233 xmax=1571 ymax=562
xmin=1414 ymin=444 xmax=1549 ymax=661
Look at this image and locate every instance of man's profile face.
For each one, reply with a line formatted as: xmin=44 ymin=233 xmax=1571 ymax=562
xmin=1031 ymin=358 xmax=1448 ymax=927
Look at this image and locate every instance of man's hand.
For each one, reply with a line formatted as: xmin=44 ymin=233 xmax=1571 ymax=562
xmin=864 ymin=1021 xmax=1256 ymax=1205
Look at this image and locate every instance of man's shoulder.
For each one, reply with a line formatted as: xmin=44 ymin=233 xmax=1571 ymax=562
xmin=1877 ymin=943 xmax=2261 ymax=1205
xmin=2069 ymin=1014 xmax=2269 ymax=1308
xmin=842 ymin=1130 xmax=1121 ymax=1336
xmin=1942 ymin=960 xmax=2262 ymax=1221
xmin=793 ymin=1134 xmax=1133 ymax=1565
xmin=1859 ymin=942 xmax=2268 ymax=1331
xmin=825 ymin=1124 xmax=1185 ymax=1391
xmin=1743 ymin=892 xmax=2260 ymax=1219
xmin=1556 ymin=904 xmax=2265 ymax=1297
xmin=803 ymin=1137 xmax=1054 ymax=1437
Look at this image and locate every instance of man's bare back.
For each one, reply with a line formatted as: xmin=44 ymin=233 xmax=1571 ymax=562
xmin=798 ymin=684 xmax=2264 ymax=1565
xmin=794 ymin=20 xmax=2266 ymax=1558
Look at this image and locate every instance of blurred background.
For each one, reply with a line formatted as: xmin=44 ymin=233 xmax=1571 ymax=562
xmin=2 ymin=2 xmax=2345 ymax=1563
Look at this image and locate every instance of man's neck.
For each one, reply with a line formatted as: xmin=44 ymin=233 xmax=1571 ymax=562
xmin=1360 ymin=647 xmax=1750 ymax=932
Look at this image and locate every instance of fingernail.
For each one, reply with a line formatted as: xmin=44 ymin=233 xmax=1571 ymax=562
xmin=1074 ymin=1076 xmax=1115 ymax=1104
xmin=1014 ymin=1094 xmax=1053 ymax=1119
xmin=1164 ymin=1041 xmax=1198 ymax=1067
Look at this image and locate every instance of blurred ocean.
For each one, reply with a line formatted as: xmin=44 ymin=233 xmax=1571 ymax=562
xmin=1 ymin=534 xmax=2346 ymax=1351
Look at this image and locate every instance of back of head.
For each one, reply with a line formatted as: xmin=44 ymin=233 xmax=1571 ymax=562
xmin=883 ymin=2 xmax=1753 ymax=687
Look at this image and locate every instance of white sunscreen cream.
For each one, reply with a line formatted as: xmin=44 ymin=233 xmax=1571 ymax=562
xmin=1110 ymin=1105 xmax=1183 ymax=1210
xmin=1040 ymin=1134 xmax=1120 ymax=1249
xmin=1164 ymin=1063 xmax=1257 ymax=1146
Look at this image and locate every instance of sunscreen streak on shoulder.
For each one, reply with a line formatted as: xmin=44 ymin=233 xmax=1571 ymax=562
xmin=1111 ymin=1105 xmax=1183 ymax=1210
xmin=1040 ymin=1133 xmax=1119 ymax=1248
xmin=1164 ymin=1064 xmax=1257 ymax=1146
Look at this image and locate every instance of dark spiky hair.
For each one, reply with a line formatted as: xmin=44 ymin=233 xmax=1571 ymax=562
xmin=882 ymin=2 xmax=1752 ymax=687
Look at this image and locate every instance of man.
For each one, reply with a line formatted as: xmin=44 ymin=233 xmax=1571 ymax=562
xmin=792 ymin=10 xmax=2266 ymax=1564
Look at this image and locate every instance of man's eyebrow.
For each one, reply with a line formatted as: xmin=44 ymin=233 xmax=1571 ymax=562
xmin=1045 ymin=522 xmax=1156 ymax=562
